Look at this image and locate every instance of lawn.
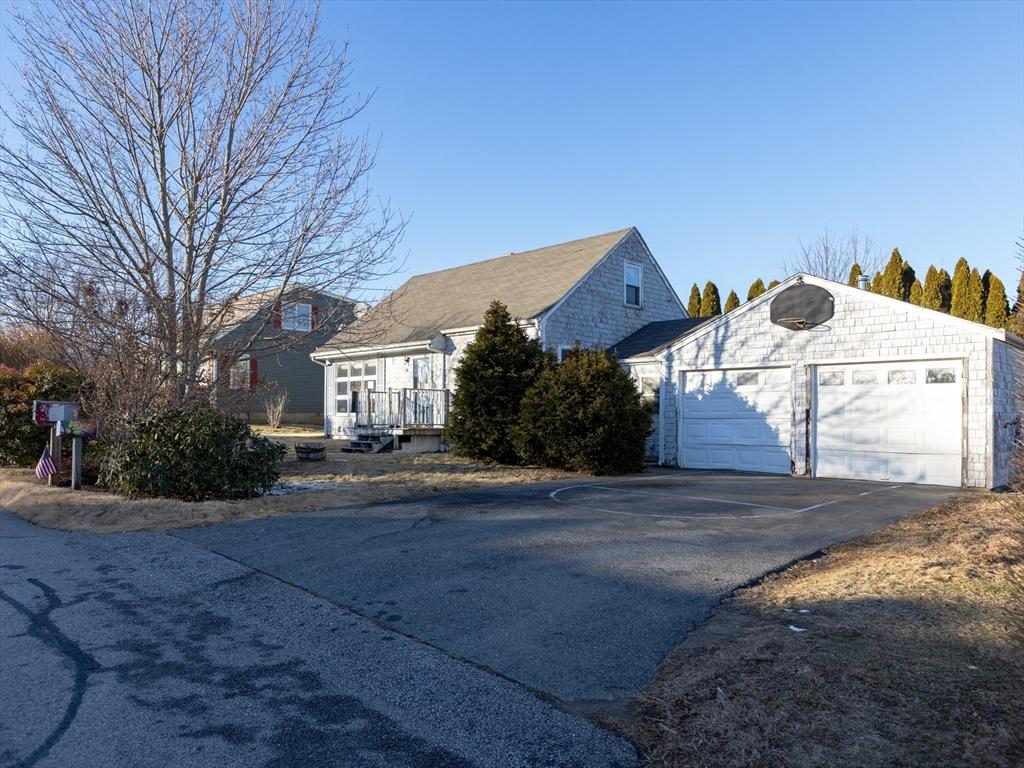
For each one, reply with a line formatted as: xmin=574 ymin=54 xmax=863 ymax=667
xmin=0 ymin=443 xmax=574 ymax=532
xmin=618 ymin=493 xmax=1023 ymax=768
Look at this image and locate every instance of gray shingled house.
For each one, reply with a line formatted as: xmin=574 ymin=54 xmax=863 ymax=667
xmin=211 ymin=285 xmax=365 ymax=424
xmin=311 ymin=228 xmax=687 ymax=451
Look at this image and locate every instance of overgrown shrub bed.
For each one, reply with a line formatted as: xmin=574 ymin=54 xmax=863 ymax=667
xmin=102 ymin=408 xmax=285 ymax=500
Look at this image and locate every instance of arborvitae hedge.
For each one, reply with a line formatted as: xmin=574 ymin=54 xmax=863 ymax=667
xmin=686 ymin=284 xmax=702 ymax=316
xmin=984 ymin=274 xmax=1009 ymax=328
xmin=700 ymin=281 xmax=722 ymax=316
xmin=747 ymin=278 xmax=766 ymax=301
xmin=723 ymin=290 xmax=740 ymax=313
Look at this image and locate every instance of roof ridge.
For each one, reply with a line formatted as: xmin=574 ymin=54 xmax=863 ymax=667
xmin=400 ymin=227 xmax=634 ymax=282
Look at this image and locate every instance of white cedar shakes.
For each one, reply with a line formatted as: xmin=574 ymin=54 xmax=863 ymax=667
xmin=638 ymin=273 xmax=1023 ymax=489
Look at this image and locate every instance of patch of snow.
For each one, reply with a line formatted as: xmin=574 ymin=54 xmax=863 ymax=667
xmin=797 ymin=608 xmax=811 ymax=614
xmin=787 ymin=625 xmax=808 ymax=633
xmin=265 ymin=481 xmax=354 ymax=496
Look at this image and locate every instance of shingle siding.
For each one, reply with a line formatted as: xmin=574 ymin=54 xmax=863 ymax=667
xmin=542 ymin=230 xmax=684 ymax=352
xmin=992 ymin=339 xmax=1023 ymax=487
xmin=653 ymin=280 xmax=1014 ymax=488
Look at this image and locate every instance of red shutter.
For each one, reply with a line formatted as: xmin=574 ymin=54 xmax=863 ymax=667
xmin=311 ymin=305 xmax=319 ymax=330
xmin=273 ymin=302 xmax=282 ymax=329
xmin=218 ymin=354 xmax=230 ymax=386
xmin=249 ymin=358 xmax=258 ymax=390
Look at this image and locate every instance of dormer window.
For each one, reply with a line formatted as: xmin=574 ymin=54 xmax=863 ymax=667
xmin=282 ymin=302 xmax=312 ymax=331
xmin=624 ymin=263 xmax=642 ymax=307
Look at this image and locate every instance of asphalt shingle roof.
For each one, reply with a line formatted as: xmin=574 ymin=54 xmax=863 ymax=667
xmin=609 ymin=317 xmax=713 ymax=359
xmin=320 ymin=228 xmax=634 ymax=350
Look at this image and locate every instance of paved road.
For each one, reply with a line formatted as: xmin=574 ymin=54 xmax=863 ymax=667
xmin=0 ymin=511 xmax=634 ymax=768
xmin=177 ymin=471 xmax=958 ymax=708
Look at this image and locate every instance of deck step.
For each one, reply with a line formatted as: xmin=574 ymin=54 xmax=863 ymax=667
xmin=341 ymin=435 xmax=394 ymax=453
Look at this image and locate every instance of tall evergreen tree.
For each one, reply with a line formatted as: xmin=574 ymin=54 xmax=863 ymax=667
xmin=847 ymin=262 xmax=863 ymax=287
xmin=949 ymin=257 xmax=971 ymax=318
xmin=938 ymin=268 xmax=953 ymax=312
xmin=445 ymin=301 xmax=551 ymax=464
xmin=687 ymin=283 xmax=702 ymax=316
xmin=908 ymin=279 xmax=923 ymax=305
xmin=767 ymin=279 xmax=781 ymax=289
xmin=963 ymin=268 xmax=985 ymax=323
xmin=920 ymin=266 xmax=944 ymax=311
xmin=877 ymin=248 xmax=915 ymax=300
xmin=1013 ymin=270 xmax=1024 ymax=333
xmin=700 ymin=281 xmax=722 ymax=316
xmin=869 ymin=271 xmax=884 ymax=293
xmin=983 ymin=274 xmax=1009 ymax=328
xmin=747 ymin=278 xmax=766 ymax=301
xmin=723 ymin=290 xmax=740 ymax=313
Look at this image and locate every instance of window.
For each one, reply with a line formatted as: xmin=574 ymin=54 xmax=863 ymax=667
xmin=888 ymin=369 xmax=916 ymax=385
xmin=558 ymin=346 xmax=577 ymax=363
xmin=412 ymin=357 xmax=432 ymax=389
xmin=282 ymin=302 xmax=312 ymax=331
xmin=624 ymin=264 xmax=642 ymax=307
xmin=641 ymin=377 xmax=660 ymax=415
xmin=734 ymin=371 xmax=760 ymax=387
xmin=852 ymin=370 xmax=879 ymax=385
xmin=229 ymin=358 xmax=250 ymax=390
xmin=334 ymin=361 xmax=377 ymax=413
xmin=926 ymin=367 xmax=956 ymax=384
xmin=819 ymin=371 xmax=844 ymax=387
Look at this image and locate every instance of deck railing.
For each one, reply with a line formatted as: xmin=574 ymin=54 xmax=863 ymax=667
xmin=354 ymin=388 xmax=450 ymax=429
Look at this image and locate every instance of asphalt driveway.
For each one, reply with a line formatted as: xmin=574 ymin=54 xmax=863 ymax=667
xmin=176 ymin=469 xmax=959 ymax=710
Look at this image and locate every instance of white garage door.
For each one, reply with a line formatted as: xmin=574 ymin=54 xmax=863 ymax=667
xmin=814 ymin=360 xmax=963 ymax=486
xmin=680 ymin=368 xmax=792 ymax=474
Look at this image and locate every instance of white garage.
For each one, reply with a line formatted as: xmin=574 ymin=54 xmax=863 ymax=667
xmin=680 ymin=368 xmax=792 ymax=474
xmin=813 ymin=359 xmax=963 ymax=486
xmin=620 ymin=274 xmax=1023 ymax=489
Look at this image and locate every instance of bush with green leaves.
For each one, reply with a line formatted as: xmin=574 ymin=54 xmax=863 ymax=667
xmin=445 ymin=301 xmax=552 ymax=464
xmin=513 ymin=348 xmax=651 ymax=475
xmin=0 ymin=361 xmax=83 ymax=466
xmin=102 ymin=408 xmax=285 ymax=500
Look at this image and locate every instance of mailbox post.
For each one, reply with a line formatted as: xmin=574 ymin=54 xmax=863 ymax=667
xmin=33 ymin=400 xmax=78 ymax=486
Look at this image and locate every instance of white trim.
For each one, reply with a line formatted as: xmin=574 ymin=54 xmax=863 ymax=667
xmin=629 ymin=229 xmax=687 ymax=316
xmin=624 ymin=262 xmax=643 ymax=307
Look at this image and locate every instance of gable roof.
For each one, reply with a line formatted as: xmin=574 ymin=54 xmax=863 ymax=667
xmin=656 ymin=272 xmax=1024 ymax=357
xmin=318 ymin=228 xmax=634 ymax=351
xmin=610 ymin=318 xmax=713 ymax=359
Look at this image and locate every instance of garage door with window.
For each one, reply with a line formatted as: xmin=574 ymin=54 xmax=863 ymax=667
xmin=680 ymin=368 xmax=792 ymax=474
xmin=813 ymin=360 xmax=963 ymax=486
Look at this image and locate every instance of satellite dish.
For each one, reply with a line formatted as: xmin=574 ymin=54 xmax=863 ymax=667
xmin=769 ymin=284 xmax=834 ymax=331
xmin=427 ymin=333 xmax=448 ymax=353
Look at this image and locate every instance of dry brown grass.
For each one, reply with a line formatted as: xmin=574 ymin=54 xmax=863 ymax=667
xmin=621 ymin=494 xmax=1024 ymax=768
xmin=0 ymin=448 xmax=574 ymax=533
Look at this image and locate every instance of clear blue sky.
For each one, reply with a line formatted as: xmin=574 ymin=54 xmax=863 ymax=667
xmin=2 ymin=1 xmax=1021 ymax=301
xmin=325 ymin=0 xmax=1023 ymax=299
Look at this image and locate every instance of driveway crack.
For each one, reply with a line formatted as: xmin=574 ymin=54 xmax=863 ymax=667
xmin=0 ymin=578 xmax=101 ymax=768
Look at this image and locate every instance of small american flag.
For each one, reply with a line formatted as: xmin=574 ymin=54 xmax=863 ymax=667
xmin=35 ymin=446 xmax=57 ymax=480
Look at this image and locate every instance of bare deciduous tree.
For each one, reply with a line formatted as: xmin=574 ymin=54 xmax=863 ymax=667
xmin=264 ymin=389 xmax=289 ymax=430
xmin=0 ymin=0 xmax=400 ymax=427
xmin=784 ymin=228 xmax=880 ymax=283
